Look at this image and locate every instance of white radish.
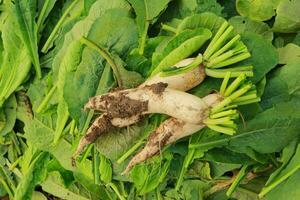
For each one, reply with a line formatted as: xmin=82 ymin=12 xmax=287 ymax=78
xmin=123 ymin=93 xmax=223 ymax=173
xmin=85 ymin=83 xmax=214 ymax=124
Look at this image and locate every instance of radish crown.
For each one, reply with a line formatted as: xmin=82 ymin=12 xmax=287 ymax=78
xmin=204 ymin=73 xmax=260 ymax=135
xmin=204 ymin=21 xmax=253 ymax=78
xmin=159 ymin=21 xmax=254 ymax=79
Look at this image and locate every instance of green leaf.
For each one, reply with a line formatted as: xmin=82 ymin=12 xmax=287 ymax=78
xmin=180 ymin=180 xmax=210 ymax=200
xmin=41 ymin=0 xmax=84 ymax=53
xmin=99 ymin=154 xmax=112 ymax=184
xmin=14 ymin=152 xmax=50 ymax=200
xmin=293 ymin=31 xmax=300 ymax=46
xmin=239 ymin=32 xmax=278 ymax=83
xmin=80 ymin=37 xmax=144 ymax=88
xmin=264 ymin=170 xmax=300 ymax=200
xmin=203 ymin=148 xmax=255 ymax=165
xmin=125 ymin=36 xmax=167 ymax=76
xmin=261 ymin=62 xmax=300 ymax=109
xmin=131 ymin=152 xmax=172 ymax=195
xmin=63 ymin=10 xmax=139 ymax=124
xmin=229 ymin=16 xmax=273 ymax=41
xmin=32 ymin=191 xmax=47 ymax=200
xmin=236 ymin=0 xmax=278 ymax=21
xmin=25 ymin=118 xmax=55 ymax=150
xmin=16 ymin=92 xmax=34 ymax=124
xmin=41 ymin=171 xmax=89 ymax=200
xmin=37 ymin=0 xmax=58 ymax=32
xmin=194 ymin=0 xmax=224 ymax=16
xmin=95 ymin=118 xmax=153 ymax=161
xmin=260 ymin=142 xmax=300 ymax=197
xmin=160 ymin=0 xmax=223 ymax=20
xmin=277 ymin=43 xmax=300 ymax=64
xmin=13 ymin=0 xmax=41 ymax=78
xmin=273 ymin=0 xmax=300 ymax=33
xmin=151 ymin=28 xmax=212 ymax=75
xmin=51 ymin=0 xmax=131 ymax=81
xmin=190 ymin=77 xmax=221 ymax=98
xmin=177 ymin=12 xmax=225 ymax=34
xmin=0 ymin=15 xmax=32 ymax=106
xmin=220 ymin=0 xmax=238 ymax=18
xmin=73 ymin=172 xmax=112 ymax=200
xmin=128 ymin=0 xmax=171 ymax=54
xmin=52 ymin=40 xmax=84 ymax=143
xmin=265 ymin=138 xmax=299 ymax=186
xmin=0 ymin=95 xmax=17 ymax=136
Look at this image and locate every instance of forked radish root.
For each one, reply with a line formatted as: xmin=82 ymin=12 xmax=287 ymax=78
xmin=123 ymin=93 xmax=223 ymax=174
xmin=123 ymin=73 xmax=260 ymax=173
xmin=72 ymin=57 xmax=207 ymax=164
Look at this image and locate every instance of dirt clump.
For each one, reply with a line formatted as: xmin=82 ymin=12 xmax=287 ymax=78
xmin=144 ymin=82 xmax=168 ymax=95
xmin=100 ymin=93 xmax=148 ymax=118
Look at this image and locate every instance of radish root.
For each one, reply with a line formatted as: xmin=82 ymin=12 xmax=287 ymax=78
xmin=123 ymin=93 xmax=223 ymax=174
xmin=123 ymin=73 xmax=260 ymax=173
xmin=72 ymin=114 xmax=114 ymax=165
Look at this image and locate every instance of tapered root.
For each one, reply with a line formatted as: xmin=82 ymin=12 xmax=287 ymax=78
xmin=72 ymin=114 xmax=113 ymax=165
xmin=123 ymin=93 xmax=223 ymax=173
xmin=122 ymin=118 xmax=204 ymax=174
xmin=85 ymin=83 xmax=212 ymax=125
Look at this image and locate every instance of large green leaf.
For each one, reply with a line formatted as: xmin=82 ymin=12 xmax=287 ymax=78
xmin=265 ymin=138 xmax=299 ymax=186
xmin=229 ymin=16 xmax=273 ymax=41
xmin=261 ymin=62 xmax=300 ymax=109
xmin=95 ymin=118 xmax=154 ymax=161
xmin=264 ymin=170 xmax=300 ymax=200
xmin=53 ymin=40 xmax=83 ymax=144
xmin=52 ymin=0 xmax=131 ymax=81
xmin=13 ymin=0 xmax=41 ymax=78
xmin=236 ymin=0 xmax=278 ymax=21
xmin=261 ymin=142 xmax=300 ymax=198
xmin=273 ymin=0 xmax=300 ymax=33
xmin=239 ymin=32 xmax=278 ymax=83
xmin=0 ymin=15 xmax=31 ymax=106
xmin=63 ymin=10 xmax=139 ymax=123
xmin=151 ymin=28 xmax=212 ymax=75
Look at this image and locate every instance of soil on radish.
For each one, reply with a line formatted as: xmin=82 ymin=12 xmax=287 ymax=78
xmin=99 ymin=93 xmax=148 ymax=118
xmin=85 ymin=114 xmax=114 ymax=142
xmin=144 ymin=82 xmax=168 ymax=95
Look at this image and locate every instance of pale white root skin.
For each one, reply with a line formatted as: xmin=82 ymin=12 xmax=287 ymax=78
xmin=140 ymin=58 xmax=206 ymax=91
xmin=90 ymin=87 xmax=211 ymax=125
xmin=111 ymin=115 xmax=140 ymax=128
xmin=123 ymin=93 xmax=223 ymax=174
